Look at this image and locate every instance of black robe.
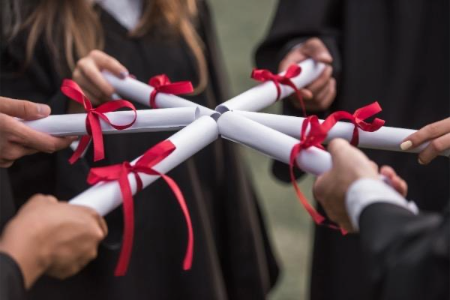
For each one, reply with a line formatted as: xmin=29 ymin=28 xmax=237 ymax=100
xmin=359 ymin=202 xmax=449 ymax=300
xmin=0 ymin=3 xmax=278 ymax=299
xmin=255 ymin=0 xmax=449 ymax=299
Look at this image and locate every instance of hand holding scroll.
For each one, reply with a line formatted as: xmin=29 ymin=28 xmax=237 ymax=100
xmin=0 ymin=97 xmax=76 ymax=167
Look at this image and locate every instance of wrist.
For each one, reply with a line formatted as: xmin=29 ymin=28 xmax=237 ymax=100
xmin=0 ymin=227 xmax=50 ymax=288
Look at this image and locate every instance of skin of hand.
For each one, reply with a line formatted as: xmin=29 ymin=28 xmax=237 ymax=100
xmin=278 ymin=37 xmax=336 ymax=112
xmin=71 ymin=50 xmax=129 ymax=111
xmin=313 ymin=139 xmax=408 ymax=232
xmin=0 ymin=97 xmax=77 ymax=168
xmin=0 ymin=194 xmax=108 ymax=288
xmin=400 ymin=117 xmax=450 ymax=165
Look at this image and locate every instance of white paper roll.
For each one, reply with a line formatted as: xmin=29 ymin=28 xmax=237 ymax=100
xmin=22 ymin=108 xmax=199 ymax=136
xmin=217 ymin=112 xmax=332 ymax=176
xmin=103 ymin=71 xmax=219 ymax=119
xmin=215 ymin=59 xmax=326 ymax=113
xmin=68 ymin=116 xmax=219 ymax=215
xmin=233 ymin=111 xmax=450 ymax=157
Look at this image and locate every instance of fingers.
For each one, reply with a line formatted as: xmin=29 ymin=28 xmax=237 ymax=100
xmin=76 ymin=57 xmax=116 ymax=99
xmin=307 ymin=78 xmax=336 ymax=111
xmin=0 ymin=143 xmax=38 ymax=164
xmin=0 ymin=97 xmax=51 ymax=120
xmin=306 ymin=65 xmax=333 ymax=94
xmin=279 ymin=48 xmax=306 ymax=72
xmin=327 ymin=138 xmax=353 ymax=160
xmin=401 ymin=118 xmax=450 ymax=150
xmin=417 ymin=132 xmax=450 ymax=165
xmin=299 ymin=38 xmax=333 ymax=64
xmin=11 ymin=125 xmax=76 ymax=154
xmin=380 ymin=166 xmax=408 ymax=197
xmin=90 ymin=50 xmax=128 ymax=77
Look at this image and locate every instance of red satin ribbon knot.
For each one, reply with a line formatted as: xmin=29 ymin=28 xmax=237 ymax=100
xmin=87 ymin=140 xmax=194 ymax=276
xmin=251 ymin=64 xmax=306 ymax=116
xmin=289 ymin=116 xmax=346 ymax=233
xmin=289 ymin=115 xmax=327 ymax=224
xmin=322 ymin=102 xmax=385 ymax=146
xmin=61 ymin=79 xmax=137 ymax=164
xmin=148 ymin=74 xmax=194 ymax=109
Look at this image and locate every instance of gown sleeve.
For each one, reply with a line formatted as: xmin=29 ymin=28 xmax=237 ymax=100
xmin=359 ymin=202 xmax=450 ymax=300
xmin=0 ymin=252 xmax=27 ymax=300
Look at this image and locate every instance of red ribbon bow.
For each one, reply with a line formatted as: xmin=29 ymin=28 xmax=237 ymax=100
xmin=289 ymin=115 xmax=346 ymax=233
xmin=289 ymin=115 xmax=328 ymax=224
xmin=251 ymin=64 xmax=306 ymax=116
xmin=148 ymin=75 xmax=194 ymax=109
xmin=322 ymin=102 xmax=385 ymax=146
xmin=87 ymin=140 xmax=194 ymax=276
xmin=61 ymin=79 xmax=137 ymax=164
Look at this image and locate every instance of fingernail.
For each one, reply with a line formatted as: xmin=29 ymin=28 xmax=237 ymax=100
xmin=37 ymin=103 xmax=51 ymax=117
xmin=120 ymin=71 xmax=129 ymax=79
xmin=418 ymin=158 xmax=425 ymax=165
xmin=400 ymin=140 xmax=412 ymax=151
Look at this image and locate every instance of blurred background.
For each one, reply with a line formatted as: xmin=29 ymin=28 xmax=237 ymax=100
xmin=208 ymin=0 xmax=315 ymax=299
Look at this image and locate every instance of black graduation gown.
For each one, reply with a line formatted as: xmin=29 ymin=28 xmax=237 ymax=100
xmin=359 ymin=202 xmax=449 ymax=300
xmin=0 ymin=169 xmax=26 ymax=300
xmin=0 ymin=3 xmax=278 ymax=299
xmin=255 ymin=0 xmax=449 ymax=299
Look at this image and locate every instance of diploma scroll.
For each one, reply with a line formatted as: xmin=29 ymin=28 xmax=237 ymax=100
xmin=68 ymin=116 xmax=219 ymax=215
xmin=23 ymin=108 xmax=199 ymax=136
xmin=215 ymin=59 xmax=326 ymax=113
xmin=233 ymin=111 xmax=450 ymax=157
xmin=217 ymin=112 xmax=332 ymax=176
xmin=103 ymin=71 xmax=219 ymax=118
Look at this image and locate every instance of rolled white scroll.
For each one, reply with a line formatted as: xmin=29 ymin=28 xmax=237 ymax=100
xmin=217 ymin=112 xmax=331 ymax=176
xmin=68 ymin=116 xmax=219 ymax=215
xmin=22 ymin=108 xmax=199 ymax=137
xmin=215 ymin=59 xmax=326 ymax=113
xmin=102 ymin=71 xmax=219 ymax=119
xmin=233 ymin=111 xmax=450 ymax=157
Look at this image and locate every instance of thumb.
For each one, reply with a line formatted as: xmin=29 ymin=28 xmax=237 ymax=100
xmin=300 ymin=38 xmax=333 ymax=64
xmin=0 ymin=97 xmax=51 ymax=120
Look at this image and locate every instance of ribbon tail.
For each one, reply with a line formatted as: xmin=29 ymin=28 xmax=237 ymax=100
xmin=289 ymin=146 xmax=326 ymax=224
xmin=161 ymin=174 xmax=193 ymax=270
xmin=114 ymin=172 xmax=135 ymax=276
xmin=350 ymin=126 xmax=359 ymax=146
xmin=90 ymin=116 xmax=105 ymax=162
xmin=69 ymin=136 xmax=91 ymax=164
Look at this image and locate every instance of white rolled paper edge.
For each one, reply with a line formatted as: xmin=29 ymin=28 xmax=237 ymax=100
xmin=102 ymin=71 xmax=219 ymax=119
xmin=215 ymin=59 xmax=326 ymax=113
xmin=68 ymin=116 xmax=219 ymax=216
xmin=217 ymin=112 xmax=332 ymax=176
xmin=233 ymin=111 xmax=450 ymax=157
xmin=22 ymin=107 xmax=200 ymax=136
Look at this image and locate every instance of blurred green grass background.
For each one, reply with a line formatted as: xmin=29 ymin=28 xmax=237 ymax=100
xmin=208 ymin=1 xmax=315 ymax=299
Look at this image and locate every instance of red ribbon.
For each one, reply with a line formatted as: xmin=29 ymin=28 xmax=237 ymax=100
xmin=148 ymin=75 xmax=194 ymax=109
xmin=61 ymin=79 xmax=137 ymax=164
xmin=87 ymin=140 xmax=194 ymax=276
xmin=289 ymin=116 xmax=327 ymax=224
xmin=322 ymin=102 xmax=385 ymax=146
xmin=251 ymin=64 xmax=306 ymax=116
xmin=289 ymin=115 xmax=346 ymax=233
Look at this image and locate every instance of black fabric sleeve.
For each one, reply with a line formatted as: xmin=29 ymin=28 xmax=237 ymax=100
xmin=0 ymin=252 xmax=26 ymax=300
xmin=359 ymin=203 xmax=450 ymax=300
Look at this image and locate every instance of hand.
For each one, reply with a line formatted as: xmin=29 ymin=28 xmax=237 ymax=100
xmin=72 ymin=50 xmax=128 ymax=106
xmin=0 ymin=194 xmax=107 ymax=288
xmin=400 ymin=118 xmax=450 ymax=165
xmin=279 ymin=37 xmax=336 ymax=112
xmin=0 ymin=97 xmax=77 ymax=168
xmin=313 ymin=139 xmax=379 ymax=232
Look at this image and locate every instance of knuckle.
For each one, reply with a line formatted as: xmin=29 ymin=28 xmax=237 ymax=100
xmin=89 ymin=49 xmax=101 ymax=58
xmin=430 ymin=139 xmax=443 ymax=152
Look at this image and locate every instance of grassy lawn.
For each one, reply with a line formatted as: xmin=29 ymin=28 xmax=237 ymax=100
xmin=208 ymin=1 xmax=315 ymax=299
